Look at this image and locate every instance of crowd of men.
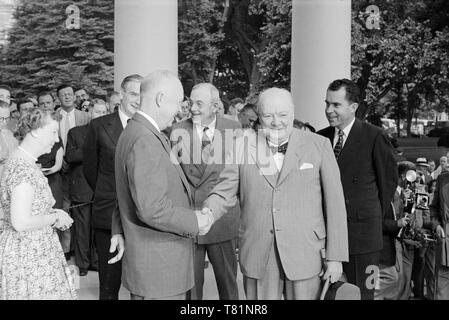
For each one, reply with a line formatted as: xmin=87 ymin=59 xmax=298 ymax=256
xmin=0 ymin=72 xmax=447 ymax=300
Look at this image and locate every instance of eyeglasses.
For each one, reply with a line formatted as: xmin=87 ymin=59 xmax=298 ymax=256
xmin=0 ymin=116 xmax=10 ymax=121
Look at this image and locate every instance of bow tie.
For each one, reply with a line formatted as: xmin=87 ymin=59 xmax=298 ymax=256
xmin=269 ymin=142 xmax=288 ymax=155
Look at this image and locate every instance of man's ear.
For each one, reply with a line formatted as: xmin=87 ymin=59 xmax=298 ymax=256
xmin=155 ymin=92 xmax=164 ymax=108
xmin=211 ymin=101 xmax=218 ymax=113
xmin=351 ymin=102 xmax=359 ymax=112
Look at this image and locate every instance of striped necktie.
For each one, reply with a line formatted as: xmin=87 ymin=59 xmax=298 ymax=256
xmin=333 ymin=129 xmax=344 ymax=159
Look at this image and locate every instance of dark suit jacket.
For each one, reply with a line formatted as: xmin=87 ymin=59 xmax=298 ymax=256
xmin=171 ymin=117 xmax=241 ymax=244
xmin=381 ymin=190 xmax=402 ymax=266
xmin=83 ymin=112 xmax=123 ymax=230
xmin=112 ymin=112 xmax=199 ymax=298
xmin=318 ymin=118 xmax=398 ymax=255
xmin=65 ymin=124 xmax=93 ymax=203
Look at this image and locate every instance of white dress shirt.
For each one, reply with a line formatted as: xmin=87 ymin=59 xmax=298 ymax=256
xmin=267 ymin=140 xmax=288 ymax=172
xmin=194 ymin=116 xmax=216 ymax=142
xmin=59 ymin=108 xmax=76 ymax=148
xmin=118 ymin=108 xmax=130 ymax=129
xmin=333 ymin=117 xmax=356 ymax=148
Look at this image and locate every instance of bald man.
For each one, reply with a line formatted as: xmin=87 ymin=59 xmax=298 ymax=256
xmin=202 ymin=88 xmax=349 ymax=299
xmin=109 ymin=70 xmax=213 ymax=300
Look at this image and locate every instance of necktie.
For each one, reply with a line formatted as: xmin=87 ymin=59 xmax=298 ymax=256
xmin=202 ymin=127 xmax=211 ymax=149
xmin=268 ymin=142 xmax=288 ymax=155
xmin=333 ymin=129 xmax=344 ymax=159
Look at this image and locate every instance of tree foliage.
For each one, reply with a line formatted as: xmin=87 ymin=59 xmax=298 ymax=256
xmin=0 ymin=0 xmax=114 ymax=97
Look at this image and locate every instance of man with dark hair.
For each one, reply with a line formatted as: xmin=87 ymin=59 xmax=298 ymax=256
xmin=318 ymin=78 xmax=398 ymax=300
xmin=0 ymin=85 xmax=11 ymax=105
xmin=83 ymin=74 xmax=143 ymax=300
xmin=17 ymin=98 xmax=36 ymax=117
xmin=237 ymin=104 xmax=258 ymax=130
xmin=38 ymin=91 xmax=56 ymax=111
xmin=107 ymin=91 xmax=121 ymax=113
xmin=74 ymin=88 xmax=90 ymax=108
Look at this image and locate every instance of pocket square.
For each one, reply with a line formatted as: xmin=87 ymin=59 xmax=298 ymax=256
xmin=299 ymin=162 xmax=314 ymax=170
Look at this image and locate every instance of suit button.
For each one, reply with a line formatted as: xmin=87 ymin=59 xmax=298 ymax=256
xmin=275 ymin=228 xmax=282 ymax=232
xmin=272 ymin=209 xmax=278 ymax=214
xmin=270 ymin=229 xmax=274 ymax=234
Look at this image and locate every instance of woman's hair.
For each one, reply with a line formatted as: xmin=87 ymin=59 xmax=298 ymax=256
xmin=14 ymin=108 xmax=60 ymax=141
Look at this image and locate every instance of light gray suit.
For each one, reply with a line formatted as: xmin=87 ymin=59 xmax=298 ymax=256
xmin=205 ymin=128 xmax=349 ymax=299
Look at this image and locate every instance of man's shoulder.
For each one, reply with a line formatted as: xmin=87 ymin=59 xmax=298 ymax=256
xmin=91 ymin=112 xmax=116 ymax=126
xmin=317 ymin=126 xmax=333 ymax=137
xmin=69 ymin=123 xmax=88 ymax=135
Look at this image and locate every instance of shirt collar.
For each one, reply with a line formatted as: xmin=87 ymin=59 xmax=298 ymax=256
xmin=194 ymin=116 xmax=217 ymax=138
xmin=136 ymin=111 xmax=161 ymax=133
xmin=60 ymin=108 xmax=74 ymax=116
xmin=336 ymin=117 xmax=356 ymax=138
xmin=118 ymin=108 xmax=130 ymax=129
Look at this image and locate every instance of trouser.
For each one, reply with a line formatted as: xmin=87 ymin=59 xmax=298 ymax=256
xmin=71 ymin=202 xmax=97 ymax=271
xmin=375 ymin=240 xmax=402 ymax=300
xmin=343 ymin=251 xmax=380 ymax=300
xmin=423 ymin=241 xmax=449 ymax=300
xmin=190 ymin=239 xmax=239 ymax=300
xmin=243 ymin=242 xmax=321 ymax=300
xmin=94 ymin=228 xmax=122 ymax=300
xmin=396 ymin=243 xmax=426 ymax=300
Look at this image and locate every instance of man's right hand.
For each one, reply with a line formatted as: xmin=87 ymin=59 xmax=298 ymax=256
xmin=108 ymin=234 xmax=125 ymax=264
xmin=436 ymin=225 xmax=446 ymax=239
xmin=195 ymin=208 xmax=214 ymax=235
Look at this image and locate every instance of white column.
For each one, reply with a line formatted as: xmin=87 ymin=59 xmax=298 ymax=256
xmin=291 ymin=0 xmax=352 ymax=131
xmin=114 ymin=0 xmax=178 ymax=90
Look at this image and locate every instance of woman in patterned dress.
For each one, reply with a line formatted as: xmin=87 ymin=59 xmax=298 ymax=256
xmin=0 ymin=109 xmax=77 ymax=299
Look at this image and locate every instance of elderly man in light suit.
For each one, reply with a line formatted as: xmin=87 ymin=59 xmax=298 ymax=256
xmin=203 ymin=88 xmax=349 ymax=299
xmin=108 ymin=70 xmax=213 ymax=300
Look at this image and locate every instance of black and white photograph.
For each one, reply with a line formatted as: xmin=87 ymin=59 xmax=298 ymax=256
xmin=0 ymin=0 xmax=449 ymax=309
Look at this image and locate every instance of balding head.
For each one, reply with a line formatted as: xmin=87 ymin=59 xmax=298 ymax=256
xmin=257 ymin=88 xmax=295 ymax=145
xmin=140 ymin=70 xmax=184 ymax=131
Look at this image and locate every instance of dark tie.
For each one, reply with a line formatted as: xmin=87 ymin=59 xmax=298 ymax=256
xmin=333 ymin=129 xmax=344 ymax=159
xmin=202 ymin=127 xmax=211 ymax=149
xmin=268 ymin=142 xmax=288 ymax=155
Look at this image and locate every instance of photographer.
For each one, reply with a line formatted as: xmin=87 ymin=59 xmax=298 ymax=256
xmin=426 ymin=164 xmax=449 ymax=299
xmin=375 ymin=162 xmax=410 ymax=299
xmin=396 ymin=162 xmax=436 ymax=299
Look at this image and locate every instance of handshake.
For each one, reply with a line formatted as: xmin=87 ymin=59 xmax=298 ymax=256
xmin=195 ymin=207 xmax=215 ymax=236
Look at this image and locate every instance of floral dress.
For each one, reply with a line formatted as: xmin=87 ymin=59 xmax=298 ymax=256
xmin=0 ymin=156 xmax=77 ymax=300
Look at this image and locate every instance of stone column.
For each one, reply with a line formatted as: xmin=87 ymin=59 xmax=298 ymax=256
xmin=114 ymin=0 xmax=178 ymax=90
xmin=291 ymin=0 xmax=352 ymax=131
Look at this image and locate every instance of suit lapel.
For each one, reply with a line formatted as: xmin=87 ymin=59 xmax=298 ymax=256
xmin=134 ymin=113 xmax=193 ymax=202
xmin=179 ymin=119 xmax=203 ymax=187
xmin=277 ymin=130 xmax=305 ymax=186
xmin=249 ymin=131 xmax=278 ymax=189
xmin=338 ymin=119 xmax=362 ymax=164
xmin=104 ymin=112 xmax=123 ymax=146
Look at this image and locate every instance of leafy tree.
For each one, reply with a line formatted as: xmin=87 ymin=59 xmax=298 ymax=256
xmin=0 ymin=0 xmax=114 ymax=98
